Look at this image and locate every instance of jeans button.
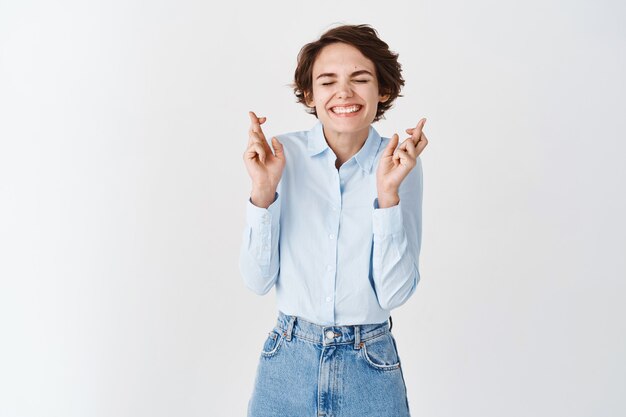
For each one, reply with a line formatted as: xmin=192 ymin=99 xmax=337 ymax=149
xmin=325 ymin=330 xmax=335 ymax=340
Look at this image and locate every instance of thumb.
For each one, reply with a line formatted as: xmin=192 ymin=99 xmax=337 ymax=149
xmin=382 ymin=134 xmax=399 ymax=157
xmin=271 ymin=137 xmax=285 ymax=160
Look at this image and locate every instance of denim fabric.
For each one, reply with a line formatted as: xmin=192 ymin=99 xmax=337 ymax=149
xmin=248 ymin=311 xmax=411 ymax=417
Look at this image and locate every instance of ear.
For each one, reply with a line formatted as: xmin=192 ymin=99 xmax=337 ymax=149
xmin=379 ymin=93 xmax=390 ymax=103
xmin=304 ymin=91 xmax=315 ymax=107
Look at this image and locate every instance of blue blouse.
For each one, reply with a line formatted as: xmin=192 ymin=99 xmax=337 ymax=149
xmin=239 ymin=120 xmax=423 ymax=326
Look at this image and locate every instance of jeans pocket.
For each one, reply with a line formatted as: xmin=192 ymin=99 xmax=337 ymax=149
xmin=360 ymin=333 xmax=401 ymax=371
xmin=261 ymin=329 xmax=285 ymax=358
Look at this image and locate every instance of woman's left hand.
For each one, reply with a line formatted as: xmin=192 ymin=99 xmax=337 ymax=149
xmin=376 ymin=118 xmax=428 ymax=207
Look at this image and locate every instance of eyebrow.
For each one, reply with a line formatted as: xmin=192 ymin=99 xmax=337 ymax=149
xmin=315 ymin=70 xmax=374 ymax=80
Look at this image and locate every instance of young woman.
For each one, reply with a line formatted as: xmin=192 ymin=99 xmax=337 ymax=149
xmin=239 ymin=24 xmax=428 ymax=417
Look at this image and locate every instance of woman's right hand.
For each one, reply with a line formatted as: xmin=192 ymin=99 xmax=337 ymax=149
xmin=243 ymin=111 xmax=285 ymax=208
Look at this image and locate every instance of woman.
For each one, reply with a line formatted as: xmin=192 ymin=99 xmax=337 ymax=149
xmin=239 ymin=23 xmax=428 ymax=417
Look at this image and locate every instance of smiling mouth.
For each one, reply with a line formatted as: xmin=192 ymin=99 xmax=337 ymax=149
xmin=330 ymin=105 xmax=362 ymax=115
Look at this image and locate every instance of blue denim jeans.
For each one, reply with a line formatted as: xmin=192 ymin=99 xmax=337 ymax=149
xmin=248 ymin=311 xmax=411 ymax=417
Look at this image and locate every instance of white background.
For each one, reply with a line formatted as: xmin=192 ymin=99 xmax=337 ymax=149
xmin=1 ymin=1 xmax=625 ymax=416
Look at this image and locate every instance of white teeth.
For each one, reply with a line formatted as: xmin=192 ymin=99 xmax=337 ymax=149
xmin=332 ymin=105 xmax=361 ymax=114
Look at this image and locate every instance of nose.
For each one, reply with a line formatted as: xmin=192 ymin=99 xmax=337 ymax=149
xmin=336 ymin=81 xmax=353 ymax=99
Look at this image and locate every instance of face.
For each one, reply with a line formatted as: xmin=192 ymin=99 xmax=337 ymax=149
xmin=305 ymin=42 xmax=389 ymax=138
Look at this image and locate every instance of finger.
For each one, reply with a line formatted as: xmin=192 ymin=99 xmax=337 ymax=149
xmin=248 ymin=111 xmax=267 ymax=142
xmin=415 ymin=132 xmax=429 ymax=154
xmin=249 ymin=117 xmax=263 ymax=135
xmin=245 ymin=141 xmax=265 ymax=159
xmin=382 ymin=134 xmax=399 ymax=158
xmin=248 ymin=130 xmax=262 ymax=146
xmin=405 ymin=120 xmax=425 ymax=137
xmin=392 ymin=146 xmax=402 ymax=162
xmin=245 ymin=142 xmax=267 ymax=164
xmin=395 ymin=148 xmax=416 ymax=168
xmin=411 ymin=118 xmax=427 ymax=145
xmin=404 ymin=139 xmax=417 ymax=158
xmin=398 ymin=136 xmax=413 ymax=151
xmin=248 ymin=111 xmax=259 ymax=127
xmin=248 ymin=111 xmax=258 ymax=136
xmin=412 ymin=118 xmax=426 ymax=140
xmin=271 ymin=137 xmax=285 ymax=161
xmin=248 ymin=131 xmax=272 ymax=154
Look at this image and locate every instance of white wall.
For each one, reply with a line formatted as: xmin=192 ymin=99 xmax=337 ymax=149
xmin=1 ymin=0 xmax=624 ymax=416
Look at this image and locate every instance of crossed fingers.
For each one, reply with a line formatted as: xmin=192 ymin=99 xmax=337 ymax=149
xmin=398 ymin=118 xmax=428 ymax=156
xmin=247 ymin=111 xmax=271 ymax=164
xmin=248 ymin=111 xmax=268 ymax=144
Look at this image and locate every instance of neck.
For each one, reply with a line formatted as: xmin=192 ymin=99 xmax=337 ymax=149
xmin=322 ymin=125 xmax=370 ymax=168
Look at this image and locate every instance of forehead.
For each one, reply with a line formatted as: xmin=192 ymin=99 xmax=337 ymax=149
xmin=312 ymin=42 xmax=376 ymax=75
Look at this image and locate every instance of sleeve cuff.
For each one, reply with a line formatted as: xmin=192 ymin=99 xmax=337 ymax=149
xmin=246 ymin=192 xmax=281 ymax=228
xmin=372 ymin=198 xmax=403 ymax=235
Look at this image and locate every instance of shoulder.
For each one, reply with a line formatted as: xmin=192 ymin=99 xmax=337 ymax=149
xmin=274 ymin=127 xmax=309 ymax=143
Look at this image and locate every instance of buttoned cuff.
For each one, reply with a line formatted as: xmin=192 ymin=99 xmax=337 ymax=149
xmin=372 ymin=198 xmax=403 ymax=235
xmin=246 ymin=192 xmax=280 ymax=228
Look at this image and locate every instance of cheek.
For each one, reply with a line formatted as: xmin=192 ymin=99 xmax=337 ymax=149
xmin=315 ymin=88 xmax=330 ymax=101
xmin=314 ymin=91 xmax=332 ymax=110
xmin=356 ymin=86 xmax=379 ymax=102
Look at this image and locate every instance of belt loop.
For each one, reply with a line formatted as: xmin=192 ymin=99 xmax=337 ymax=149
xmin=354 ymin=325 xmax=361 ymax=349
xmin=285 ymin=315 xmax=296 ymax=341
xmin=388 ymin=315 xmax=393 ymax=332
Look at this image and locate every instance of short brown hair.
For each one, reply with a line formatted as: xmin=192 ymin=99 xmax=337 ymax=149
xmin=292 ymin=24 xmax=404 ymax=122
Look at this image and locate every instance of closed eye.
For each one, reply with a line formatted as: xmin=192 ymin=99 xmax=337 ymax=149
xmin=321 ymin=79 xmax=370 ymax=86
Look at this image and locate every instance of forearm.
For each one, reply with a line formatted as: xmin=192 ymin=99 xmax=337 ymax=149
xmin=371 ymin=201 xmax=420 ymax=310
xmin=239 ymin=193 xmax=281 ymax=295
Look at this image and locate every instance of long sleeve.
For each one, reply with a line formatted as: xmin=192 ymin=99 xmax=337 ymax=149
xmin=371 ymin=158 xmax=423 ymax=310
xmin=238 ymin=192 xmax=281 ymax=295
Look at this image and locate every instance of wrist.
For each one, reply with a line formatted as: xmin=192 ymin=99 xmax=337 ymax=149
xmin=377 ymin=192 xmax=400 ymax=208
xmin=250 ymin=186 xmax=276 ymax=208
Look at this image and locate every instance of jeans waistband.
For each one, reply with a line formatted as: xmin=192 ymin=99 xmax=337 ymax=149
xmin=275 ymin=311 xmax=392 ymax=349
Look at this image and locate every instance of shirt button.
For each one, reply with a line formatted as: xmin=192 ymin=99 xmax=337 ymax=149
xmin=326 ymin=265 xmax=333 ymax=271
xmin=329 ymin=234 xmax=335 ymax=240
xmin=325 ymin=296 xmax=331 ymax=302
xmin=331 ymin=207 xmax=337 ymax=211
xmin=325 ymin=330 xmax=335 ymax=340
